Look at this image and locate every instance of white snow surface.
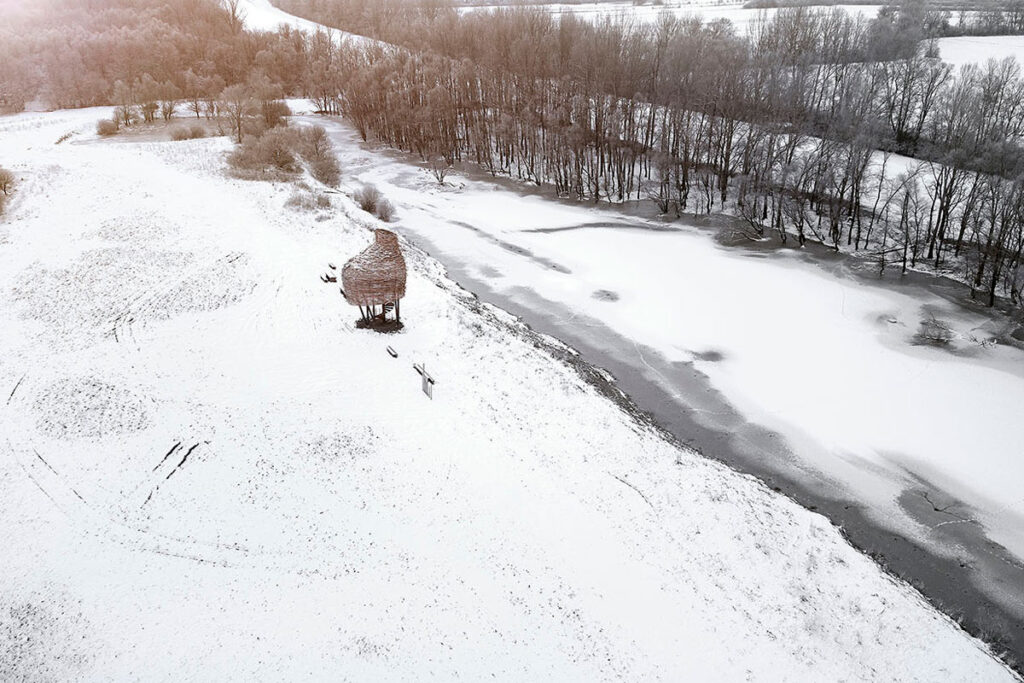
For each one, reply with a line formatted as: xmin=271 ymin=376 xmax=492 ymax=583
xmin=238 ymin=0 xmax=377 ymax=45
xmin=304 ymin=113 xmax=1024 ymax=568
xmin=0 ymin=108 xmax=1016 ymax=680
xmin=936 ymin=35 xmax=1024 ymax=68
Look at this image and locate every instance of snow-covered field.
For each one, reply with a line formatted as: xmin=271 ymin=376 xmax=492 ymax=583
xmin=0 ymin=106 xmax=1018 ymax=679
xmin=936 ymin=35 xmax=1024 ymax=68
xmin=457 ymin=1 xmax=883 ymax=31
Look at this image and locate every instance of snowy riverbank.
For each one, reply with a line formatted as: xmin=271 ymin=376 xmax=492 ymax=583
xmin=311 ymin=114 xmax=1024 ymax=563
xmin=300 ymin=111 xmax=1024 ymax=667
xmin=0 ymin=109 xmax=1017 ymax=679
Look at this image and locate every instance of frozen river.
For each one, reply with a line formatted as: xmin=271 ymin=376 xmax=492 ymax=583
xmin=310 ymin=113 xmax=1024 ymax=664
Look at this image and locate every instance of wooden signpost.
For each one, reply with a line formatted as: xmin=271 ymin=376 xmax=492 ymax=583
xmin=413 ymin=363 xmax=435 ymax=399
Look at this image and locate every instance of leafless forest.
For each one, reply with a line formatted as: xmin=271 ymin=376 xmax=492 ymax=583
xmin=4 ymin=0 xmax=1024 ymax=306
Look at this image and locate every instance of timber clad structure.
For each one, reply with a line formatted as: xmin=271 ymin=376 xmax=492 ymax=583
xmin=342 ymin=229 xmax=407 ymax=324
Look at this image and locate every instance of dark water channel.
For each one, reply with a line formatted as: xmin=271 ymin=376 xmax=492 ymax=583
xmin=399 ymin=217 xmax=1024 ymax=675
xmin=319 ymin=115 xmax=1024 ymax=673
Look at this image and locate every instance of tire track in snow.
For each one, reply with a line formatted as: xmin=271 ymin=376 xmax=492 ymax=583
xmin=8 ymin=438 xmax=271 ymax=570
xmin=7 ymin=375 xmax=26 ymax=404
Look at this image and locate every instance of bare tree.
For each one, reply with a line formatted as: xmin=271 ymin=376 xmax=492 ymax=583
xmin=0 ymin=168 xmax=14 ymax=196
xmin=354 ymin=185 xmax=381 ymax=214
xmin=224 ymin=0 xmax=245 ymax=34
xmin=220 ymin=84 xmax=255 ymax=144
xmin=159 ymin=81 xmax=181 ymax=122
xmin=428 ymin=155 xmax=452 ymax=185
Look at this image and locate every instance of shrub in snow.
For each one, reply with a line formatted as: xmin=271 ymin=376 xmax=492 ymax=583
xmin=355 ymin=184 xmax=381 ymax=214
xmin=376 ymin=199 xmax=395 ymax=222
xmin=227 ymin=123 xmax=341 ymax=186
xmin=285 ymin=191 xmax=331 ymax=212
xmin=428 ymin=156 xmax=452 ymax=185
xmin=298 ymin=125 xmax=331 ymax=162
xmin=310 ymin=157 xmax=340 ymax=187
xmin=96 ymin=119 xmax=119 ymax=137
xmin=0 ymin=168 xmax=13 ymax=197
xmin=297 ymin=126 xmax=340 ymax=187
xmin=228 ymin=127 xmax=301 ymax=178
xmin=0 ymin=168 xmax=9 ymax=216
xmin=170 ymin=124 xmax=207 ymax=141
xmin=285 ymin=192 xmax=316 ymax=211
xmin=916 ymin=317 xmax=954 ymax=346
xmin=255 ymin=127 xmax=301 ymax=172
xmin=261 ymin=100 xmax=291 ymax=129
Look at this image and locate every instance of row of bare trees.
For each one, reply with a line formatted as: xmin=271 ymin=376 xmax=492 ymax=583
xmin=938 ymin=0 xmax=1024 ymax=36
xmin=278 ymin=0 xmax=1024 ymax=307
xmin=0 ymin=0 xmax=311 ymax=114
xmin=0 ymin=1 xmax=345 ymax=149
xmin=3 ymin=0 xmax=1022 ymax=305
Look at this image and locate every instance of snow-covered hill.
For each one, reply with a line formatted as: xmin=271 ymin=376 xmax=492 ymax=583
xmin=239 ymin=0 xmax=377 ymax=45
xmin=0 ymin=109 xmax=1017 ymax=679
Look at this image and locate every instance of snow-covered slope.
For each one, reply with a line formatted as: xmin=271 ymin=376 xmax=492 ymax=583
xmin=0 ymin=110 xmax=1016 ymax=680
xmin=238 ymin=0 xmax=376 ymax=45
xmin=935 ymin=35 xmax=1024 ymax=68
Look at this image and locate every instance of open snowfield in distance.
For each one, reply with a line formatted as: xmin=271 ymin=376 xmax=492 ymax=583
xmin=0 ymin=104 xmax=1017 ymax=681
xmin=456 ymin=2 xmax=884 ymax=31
xmin=936 ymin=35 xmax=1024 ymax=67
xmin=239 ymin=0 xmax=379 ymax=45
